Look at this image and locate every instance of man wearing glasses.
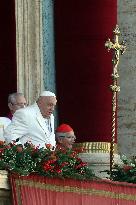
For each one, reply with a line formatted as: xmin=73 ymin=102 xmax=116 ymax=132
xmin=7 ymin=92 xmax=27 ymax=120
xmin=55 ymin=124 xmax=76 ymax=149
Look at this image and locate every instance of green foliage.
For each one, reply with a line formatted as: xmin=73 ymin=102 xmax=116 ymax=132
xmin=109 ymin=155 xmax=136 ymax=183
xmin=0 ymin=141 xmax=96 ymax=180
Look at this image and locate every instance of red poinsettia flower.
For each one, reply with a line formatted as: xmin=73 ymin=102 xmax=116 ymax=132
xmin=75 ymin=162 xmax=88 ymax=169
xmin=55 ymin=169 xmax=62 ymax=174
xmin=0 ymin=141 xmax=4 ymax=146
xmin=0 ymin=148 xmax=5 ymax=154
xmin=60 ymin=162 xmax=69 ymax=167
xmin=5 ymin=145 xmax=11 ymax=149
xmin=16 ymin=146 xmax=23 ymax=152
xmin=123 ymin=165 xmax=133 ymax=172
xmin=43 ymin=159 xmax=56 ymax=171
xmin=73 ymin=147 xmax=84 ymax=153
xmin=0 ymin=141 xmax=95 ymax=180
xmin=45 ymin=144 xmax=52 ymax=149
xmin=69 ymin=151 xmax=78 ymax=158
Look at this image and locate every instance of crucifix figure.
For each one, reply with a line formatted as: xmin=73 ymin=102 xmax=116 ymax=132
xmin=105 ymin=25 xmax=126 ymax=77
xmin=105 ymin=25 xmax=126 ymax=174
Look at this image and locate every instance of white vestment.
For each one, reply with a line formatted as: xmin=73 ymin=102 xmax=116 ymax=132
xmin=4 ymin=103 xmax=56 ymax=148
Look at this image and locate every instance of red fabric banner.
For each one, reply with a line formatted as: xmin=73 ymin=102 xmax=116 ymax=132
xmin=10 ymin=174 xmax=136 ymax=205
xmin=0 ymin=0 xmax=17 ymax=116
xmin=55 ymin=1 xmax=117 ymax=143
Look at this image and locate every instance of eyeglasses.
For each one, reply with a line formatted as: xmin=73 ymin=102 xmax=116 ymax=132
xmin=65 ymin=135 xmax=76 ymax=140
xmin=11 ymin=103 xmax=27 ymax=108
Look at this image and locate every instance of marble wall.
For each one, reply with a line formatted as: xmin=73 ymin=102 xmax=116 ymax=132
xmin=15 ymin=0 xmax=56 ymax=103
xmin=42 ymin=0 xmax=58 ymax=127
xmin=15 ymin=0 xmax=44 ymax=105
xmin=42 ymin=0 xmax=56 ymax=93
xmin=15 ymin=0 xmax=57 ymax=125
xmin=118 ymin=0 xmax=136 ymax=156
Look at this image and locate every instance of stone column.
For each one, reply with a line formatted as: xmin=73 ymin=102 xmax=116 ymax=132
xmin=42 ymin=0 xmax=58 ymax=127
xmin=42 ymin=0 xmax=56 ymax=93
xmin=118 ymin=0 xmax=136 ymax=156
xmin=15 ymin=0 xmax=44 ymax=104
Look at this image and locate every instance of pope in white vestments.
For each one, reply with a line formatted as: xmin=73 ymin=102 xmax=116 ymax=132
xmin=4 ymin=91 xmax=57 ymax=148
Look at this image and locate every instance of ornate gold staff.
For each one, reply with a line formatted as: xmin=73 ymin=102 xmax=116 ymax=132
xmin=105 ymin=25 xmax=126 ymax=173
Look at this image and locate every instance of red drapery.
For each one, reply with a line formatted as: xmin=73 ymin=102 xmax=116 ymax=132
xmin=55 ymin=1 xmax=117 ymax=143
xmin=0 ymin=0 xmax=17 ymax=116
xmin=10 ymin=174 xmax=136 ymax=205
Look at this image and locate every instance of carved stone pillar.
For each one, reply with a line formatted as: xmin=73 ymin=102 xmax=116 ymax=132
xmin=118 ymin=0 xmax=136 ymax=156
xmin=42 ymin=0 xmax=56 ymax=93
xmin=15 ymin=0 xmax=44 ymax=104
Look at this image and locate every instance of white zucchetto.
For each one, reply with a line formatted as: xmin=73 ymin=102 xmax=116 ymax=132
xmin=40 ymin=91 xmax=56 ymax=97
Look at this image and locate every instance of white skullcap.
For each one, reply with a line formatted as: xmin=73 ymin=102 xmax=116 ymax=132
xmin=40 ymin=91 xmax=56 ymax=97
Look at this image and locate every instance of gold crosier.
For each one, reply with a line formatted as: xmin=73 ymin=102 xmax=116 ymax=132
xmin=105 ymin=25 xmax=126 ymax=173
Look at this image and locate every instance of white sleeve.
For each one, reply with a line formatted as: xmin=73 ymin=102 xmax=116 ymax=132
xmin=50 ymin=133 xmax=56 ymax=147
xmin=4 ymin=109 xmax=29 ymax=143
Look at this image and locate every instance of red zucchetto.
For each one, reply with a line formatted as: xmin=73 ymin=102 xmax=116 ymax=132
xmin=56 ymin=124 xmax=73 ymax=133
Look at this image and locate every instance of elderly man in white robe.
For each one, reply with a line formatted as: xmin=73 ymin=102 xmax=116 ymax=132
xmin=4 ymin=91 xmax=57 ymax=148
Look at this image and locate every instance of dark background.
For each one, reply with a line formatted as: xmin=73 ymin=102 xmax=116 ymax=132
xmin=54 ymin=0 xmax=117 ymax=142
xmin=0 ymin=0 xmax=17 ymax=116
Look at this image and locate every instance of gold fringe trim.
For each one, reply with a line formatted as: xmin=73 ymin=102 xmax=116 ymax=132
xmin=15 ymin=179 xmax=136 ymax=201
xmin=73 ymin=142 xmax=118 ymax=154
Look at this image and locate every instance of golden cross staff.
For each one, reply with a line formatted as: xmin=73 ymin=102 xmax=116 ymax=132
xmin=105 ymin=25 xmax=126 ymax=173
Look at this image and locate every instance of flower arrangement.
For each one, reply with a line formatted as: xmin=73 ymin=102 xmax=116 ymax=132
xmin=108 ymin=155 xmax=136 ymax=183
xmin=0 ymin=141 xmax=96 ymax=181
